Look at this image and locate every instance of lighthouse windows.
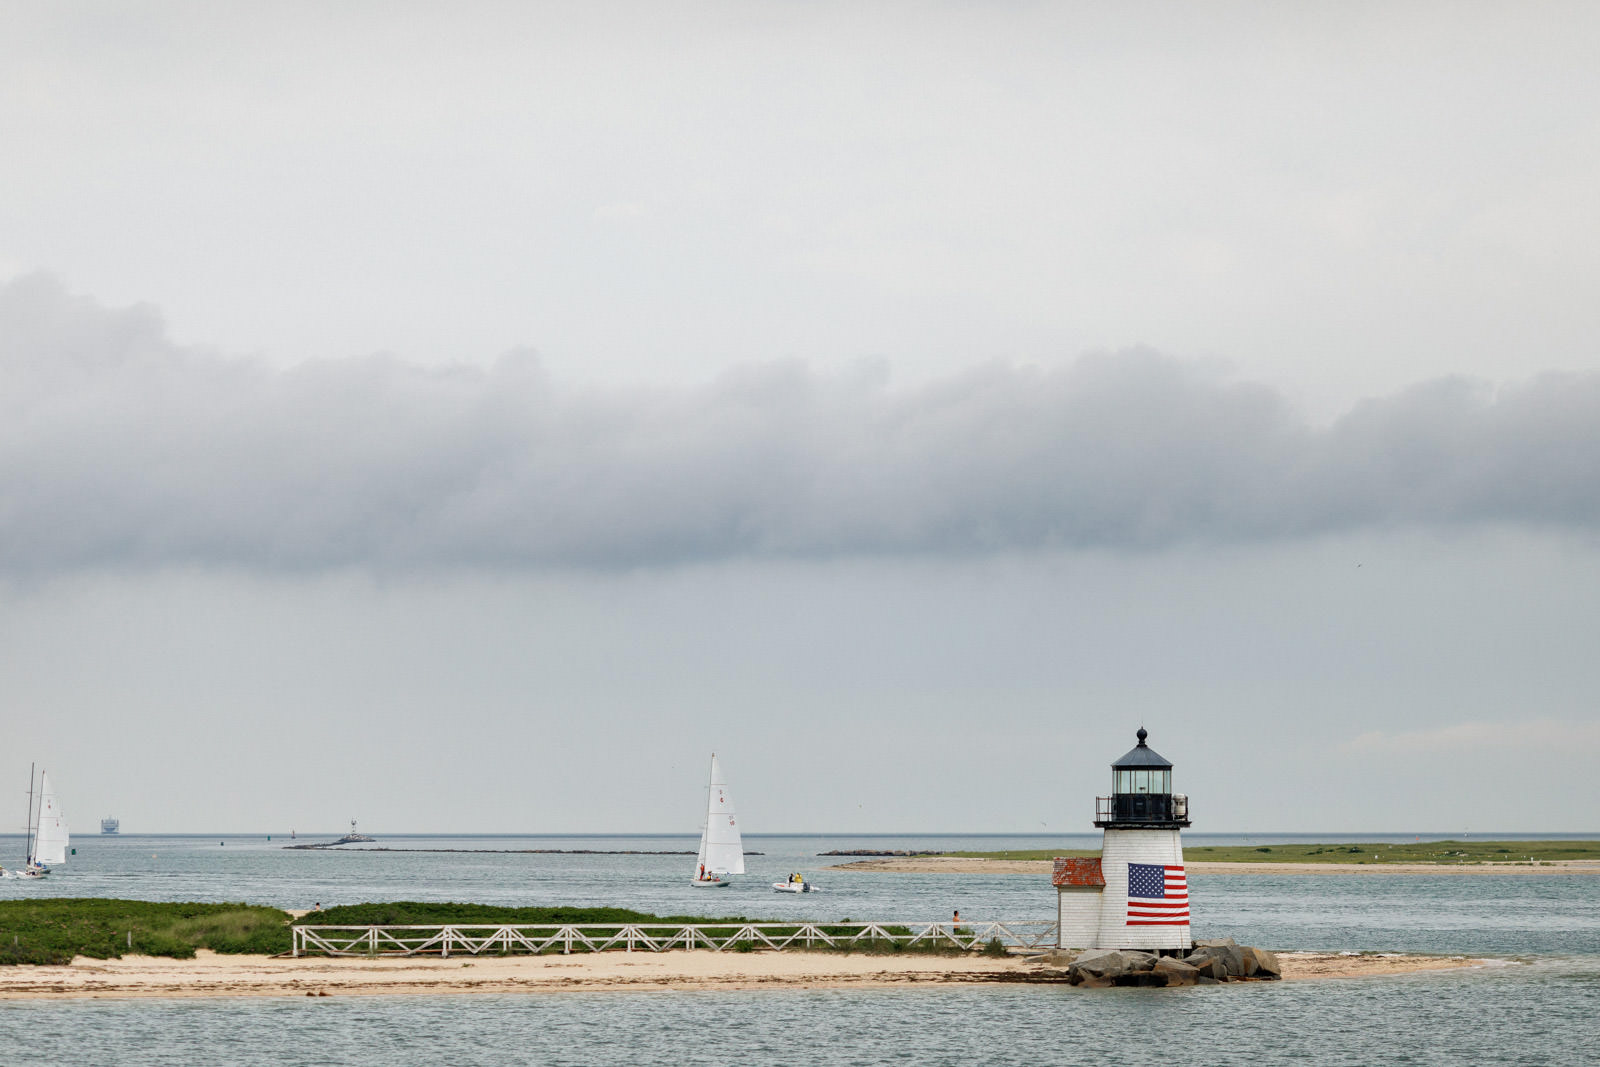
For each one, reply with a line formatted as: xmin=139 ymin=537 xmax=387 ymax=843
xmin=1115 ymin=769 xmax=1171 ymax=795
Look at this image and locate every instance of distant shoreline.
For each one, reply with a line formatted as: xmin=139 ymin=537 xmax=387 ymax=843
xmin=280 ymin=847 xmax=764 ymax=855
xmin=829 ymin=856 xmax=1600 ymax=875
xmin=0 ymin=949 xmax=1482 ymax=999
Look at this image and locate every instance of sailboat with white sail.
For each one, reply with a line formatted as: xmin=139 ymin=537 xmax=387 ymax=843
xmin=691 ymin=754 xmax=743 ymax=888
xmin=17 ymin=765 xmax=68 ymax=878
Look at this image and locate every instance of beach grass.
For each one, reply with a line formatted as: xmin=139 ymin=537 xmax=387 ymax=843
xmin=0 ymin=899 xmax=292 ymax=965
xmin=939 ymin=840 xmax=1600 ymax=864
xmin=0 ymin=899 xmax=985 ymax=966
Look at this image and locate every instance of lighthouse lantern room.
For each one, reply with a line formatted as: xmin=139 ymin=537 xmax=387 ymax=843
xmin=1054 ymin=728 xmax=1192 ymax=952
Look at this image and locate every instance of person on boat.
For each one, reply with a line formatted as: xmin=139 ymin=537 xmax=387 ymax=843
xmin=698 ymin=864 xmax=706 ymax=881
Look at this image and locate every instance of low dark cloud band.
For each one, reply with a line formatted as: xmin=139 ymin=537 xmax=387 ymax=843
xmin=3 ymin=275 xmax=1597 ymax=574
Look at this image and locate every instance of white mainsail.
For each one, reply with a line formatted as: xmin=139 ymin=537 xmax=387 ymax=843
xmin=33 ymin=772 xmax=69 ymax=866
xmin=695 ymin=754 xmax=744 ymax=877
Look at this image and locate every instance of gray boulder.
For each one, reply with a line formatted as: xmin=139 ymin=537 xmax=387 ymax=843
xmin=1125 ymin=951 xmax=1158 ymax=972
xmin=1193 ymin=937 xmax=1238 ymax=949
xmin=1244 ymin=947 xmax=1282 ymax=978
xmin=1186 ymin=943 xmax=1246 ymax=978
xmin=1152 ymin=957 xmax=1201 ymax=986
xmin=1069 ymin=958 xmax=1121 ymax=982
xmin=1073 ymin=950 xmax=1122 ymax=975
xmin=1070 ymin=949 xmax=1156 ymax=981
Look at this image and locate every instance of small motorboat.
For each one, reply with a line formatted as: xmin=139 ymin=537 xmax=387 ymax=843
xmin=771 ymin=876 xmax=819 ymax=893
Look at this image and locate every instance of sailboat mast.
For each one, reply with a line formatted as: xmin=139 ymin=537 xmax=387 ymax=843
xmin=25 ymin=762 xmax=37 ymax=865
xmin=699 ymin=752 xmax=714 ymax=862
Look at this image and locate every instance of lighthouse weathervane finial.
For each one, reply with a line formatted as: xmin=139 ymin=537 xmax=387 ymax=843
xmin=1135 ymin=727 xmax=1148 ymax=746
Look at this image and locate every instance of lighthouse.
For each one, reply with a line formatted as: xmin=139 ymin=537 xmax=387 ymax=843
xmin=1054 ymin=728 xmax=1192 ymax=952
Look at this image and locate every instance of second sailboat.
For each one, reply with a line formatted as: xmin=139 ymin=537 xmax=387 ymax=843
xmin=691 ymin=754 xmax=743 ymax=887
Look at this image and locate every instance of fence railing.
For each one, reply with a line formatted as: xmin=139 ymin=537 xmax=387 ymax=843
xmin=291 ymin=920 xmax=1058 ymax=957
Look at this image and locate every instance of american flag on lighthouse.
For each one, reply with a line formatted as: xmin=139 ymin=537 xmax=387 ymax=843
xmin=1126 ymin=863 xmax=1189 ymax=925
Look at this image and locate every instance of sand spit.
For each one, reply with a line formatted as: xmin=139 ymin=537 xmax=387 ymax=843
xmin=828 ymin=857 xmax=1600 ymax=875
xmin=1276 ymin=952 xmax=1483 ymax=980
xmin=0 ymin=949 xmax=1480 ymax=999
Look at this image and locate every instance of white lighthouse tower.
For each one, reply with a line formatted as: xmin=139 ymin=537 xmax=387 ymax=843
xmin=1055 ymin=728 xmax=1192 ymax=952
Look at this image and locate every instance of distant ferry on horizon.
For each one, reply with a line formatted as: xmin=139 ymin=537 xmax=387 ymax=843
xmin=101 ymin=816 xmax=119 ymax=834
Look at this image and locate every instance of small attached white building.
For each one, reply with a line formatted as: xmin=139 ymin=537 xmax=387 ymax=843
xmin=1055 ymin=728 xmax=1192 ymax=952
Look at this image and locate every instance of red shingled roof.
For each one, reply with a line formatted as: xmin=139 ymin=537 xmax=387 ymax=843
xmin=1052 ymin=857 xmax=1105 ymax=887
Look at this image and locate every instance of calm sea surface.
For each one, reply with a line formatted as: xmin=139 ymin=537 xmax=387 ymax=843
xmin=2 ymin=833 xmax=1596 ymax=1065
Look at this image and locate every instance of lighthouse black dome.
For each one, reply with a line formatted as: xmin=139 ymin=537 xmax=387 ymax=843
xmin=1112 ymin=727 xmax=1172 ymax=770
xmin=1095 ymin=728 xmax=1190 ymax=830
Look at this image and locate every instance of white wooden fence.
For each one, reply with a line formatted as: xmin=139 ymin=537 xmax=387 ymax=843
xmin=291 ymin=920 xmax=1057 ymax=957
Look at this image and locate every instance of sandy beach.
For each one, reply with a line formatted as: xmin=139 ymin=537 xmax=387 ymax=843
xmin=827 ymin=857 xmax=1600 ymax=875
xmin=0 ymin=949 xmax=1481 ymax=999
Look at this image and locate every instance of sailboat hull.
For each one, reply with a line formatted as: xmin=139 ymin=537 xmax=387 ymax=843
xmin=691 ymin=878 xmax=730 ymax=888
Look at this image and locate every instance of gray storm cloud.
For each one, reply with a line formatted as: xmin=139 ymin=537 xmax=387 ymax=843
xmin=2 ymin=274 xmax=1597 ymax=574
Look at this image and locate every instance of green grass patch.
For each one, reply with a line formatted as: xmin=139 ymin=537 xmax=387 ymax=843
xmin=0 ymin=899 xmax=292 ymax=966
xmin=0 ymin=899 xmax=1010 ymax=965
xmin=939 ymin=840 xmax=1600 ymax=864
xmin=939 ymin=849 xmax=1100 ymax=861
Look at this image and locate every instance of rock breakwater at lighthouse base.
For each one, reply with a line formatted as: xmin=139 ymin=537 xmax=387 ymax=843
xmin=1024 ymin=939 xmax=1480 ymax=986
xmin=1029 ymin=938 xmax=1279 ymax=987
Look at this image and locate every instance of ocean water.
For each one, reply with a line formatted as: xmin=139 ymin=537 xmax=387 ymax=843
xmin=4 ymin=960 xmax=1598 ymax=1066
xmin=2 ymin=833 xmax=1597 ymax=1065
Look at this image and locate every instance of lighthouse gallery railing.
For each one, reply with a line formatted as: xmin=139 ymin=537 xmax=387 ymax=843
xmin=292 ymin=920 xmax=1058 ymax=957
xmin=1096 ymin=794 xmax=1189 ymax=824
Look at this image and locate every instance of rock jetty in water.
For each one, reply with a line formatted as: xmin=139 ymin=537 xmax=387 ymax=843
xmin=1026 ymin=938 xmax=1282 ymax=987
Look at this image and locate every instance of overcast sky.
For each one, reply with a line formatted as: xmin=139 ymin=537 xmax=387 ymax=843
xmin=2 ymin=2 xmax=1597 ymax=833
